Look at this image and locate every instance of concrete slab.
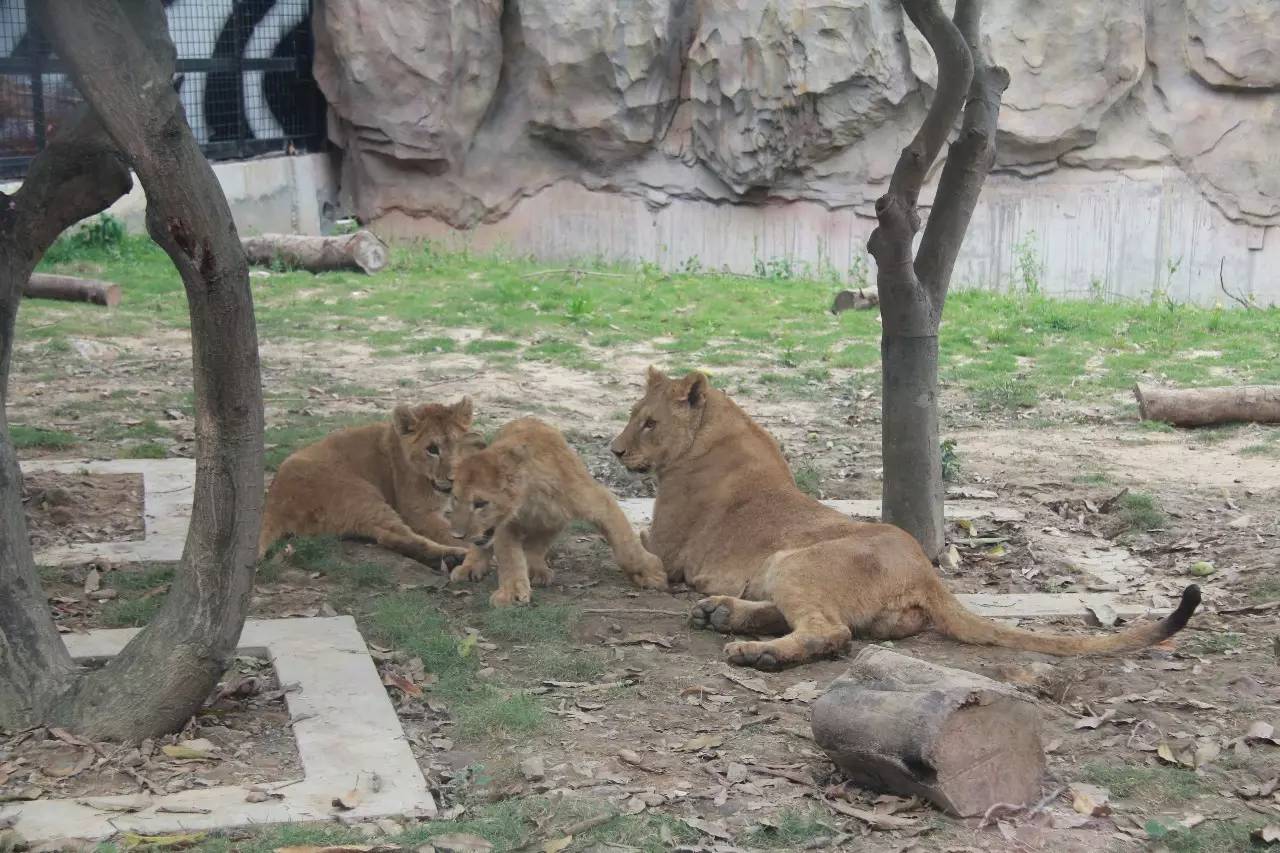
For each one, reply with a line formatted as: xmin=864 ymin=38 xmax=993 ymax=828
xmin=24 ymin=458 xmax=193 ymax=565
xmin=955 ymin=592 xmax=1165 ymax=620
xmin=2 ymin=616 xmax=434 ymax=842
xmin=618 ymin=497 xmax=1024 ymax=526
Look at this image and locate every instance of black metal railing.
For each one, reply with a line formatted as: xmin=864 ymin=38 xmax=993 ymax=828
xmin=0 ymin=0 xmax=325 ymax=179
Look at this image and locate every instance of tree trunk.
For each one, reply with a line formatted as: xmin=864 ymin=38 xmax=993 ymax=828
xmin=24 ymin=273 xmax=122 ymax=307
xmin=0 ymin=104 xmax=133 ymax=729
xmin=0 ymin=0 xmax=263 ymax=741
xmin=869 ymin=0 xmax=1008 ymax=559
xmin=1134 ymin=384 xmax=1280 ymax=427
xmin=812 ymin=647 xmax=1045 ymax=817
xmin=241 ymin=231 xmax=389 ymax=274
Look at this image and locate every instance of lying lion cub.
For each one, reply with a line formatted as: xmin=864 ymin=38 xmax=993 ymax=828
xmin=611 ymin=368 xmax=1201 ymax=670
xmin=446 ymin=416 xmax=667 ymax=607
xmin=259 ymin=399 xmax=479 ymax=570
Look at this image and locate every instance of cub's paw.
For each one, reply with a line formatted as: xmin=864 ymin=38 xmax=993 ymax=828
xmin=436 ymin=547 xmax=470 ymax=572
xmin=490 ymin=582 xmax=532 ymax=608
xmin=529 ymin=565 xmax=555 ymax=587
xmin=690 ymin=597 xmax=735 ymax=633
xmin=626 ymin=552 xmax=667 ymax=590
xmin=450 ymin=557 xmax=489 ymax=583
xmin=724 ymin=640 xmax=784 ymax=672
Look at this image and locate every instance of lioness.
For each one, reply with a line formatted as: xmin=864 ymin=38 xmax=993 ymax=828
xmin=611 ymin=368 xmax=1201 ymax=670
xmin=259 ymin=399 xmax=479 ymax=570
xmin=446 ymin=416 xmax=667 ymax=607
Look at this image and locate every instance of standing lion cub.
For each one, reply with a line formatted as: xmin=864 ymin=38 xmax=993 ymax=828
xmin=259 ymin=399 xmax=479 ymax=570
xmin=446 ymin=416 xmax=666 ymax=606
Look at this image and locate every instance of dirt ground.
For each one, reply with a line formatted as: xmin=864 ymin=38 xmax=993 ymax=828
xmin=7 ymin=331 xmax=1280 ymax=851
xmin=22 ymin=471 xmax=143 ymax=551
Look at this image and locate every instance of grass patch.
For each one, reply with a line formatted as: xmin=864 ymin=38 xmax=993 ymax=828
xmin=105 ymin=565 xmax=174 ymax=591
xmin=9 ymin=425 xmax=78 ymax=450
xmin=748 ymin=807 xmax=834 ymax=849
xmin=100 ymin=595 xmax=164 ymax=628
xmin=1145 ymin=816 xmax=1264 ymax=853
xmin=367 ymin=593 xmax=544 ymax=742
xmin=793 ymin=465 xmax=822 ymax=497
xmin=1109 ymin=491 xmax=1167 ymax=534
xmin=1250 ymin=580 xmax=1280 ymax=603
xmin=1073 ymin=471 xmax=1112 ymax=485
xmin=1186 ymin=632 xmax=1243 ymax=656
xmin=465 ymin=338 xmax=521 ymax=354
xmin=1080 ymin=763 xmax=1206 ymax=805
xmin=123 ymin=442 xmax=167 ymax=459
xmin=270 ymin=536 xmax=392 ymax=588
xmin=970 ymin=377 xmax=1039 ymax=411
xmin=480 ymin=602 xmax=576 ymax=645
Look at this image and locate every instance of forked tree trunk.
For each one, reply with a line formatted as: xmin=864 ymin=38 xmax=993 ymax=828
xmin=870 ymin=0 xmax=1009 ymax=558
xmin=0 ymin=0 xmax=263 ymax=740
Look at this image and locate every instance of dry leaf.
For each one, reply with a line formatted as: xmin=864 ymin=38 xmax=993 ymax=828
xmin=1247 ymin=722 xmax=1280 ymax=745
xmin=542 ymin=838 xmax=573 ymax=853
xmin=1074 ymin=710 xmax=1115 ymax=730
xmin=1069 ymin=783 xmax=1112 ymax=817
xmin=940 ymin=545 xmax=961 ymax=571
xmin=780 ymin=681 xmax=821 ymax=703
xmin=83 ymin=568 xmax=101 ymax=595
xmin=246 ymin=790 xmax=285 ymax=803
xmin=382 ymin=672 xmax=422 ymax=698
xmin=721 ymin=669 xmax=772 ymax=696
xmin=429 ymin=834 xmax=493 ymax=853
xmin=120 ymin=833 xmax=206 ymax=850
xmin=1085 ymin=603 xmax=1119 ymax=628
xmin=275 ymin=847 xmax=397 ymax=853
xmin=827 ymin=799 xmax=919 ymax=829
xmin=161 ymin=739 xmax=218 ymax=761
xmin=76 ymin=795 xmax=150 ymax=813
xmin=1193 ymin=741 xmax=1221 ymax=768
xmin=331 ymin=787 xmax=361 ymax=810
xmin=605 ymin=633 xmax=673 ymax=648
xmin=1254 ymin=826 xmax=1280 ymax=844
xmin=679 ymin=817 xmax=733 ymax=840
xmin=678 ymin=733 xmax=725 ymax=752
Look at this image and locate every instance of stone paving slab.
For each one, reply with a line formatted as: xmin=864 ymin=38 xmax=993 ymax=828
xmin=2 ymin=616 xmax=434 ymax=842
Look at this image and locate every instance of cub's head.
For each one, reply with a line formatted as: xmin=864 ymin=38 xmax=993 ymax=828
xmin=446 ymin=445 xmax=528 ymax=547
xmin=391 ymin=397 xmax=474 ymax=493
xmin=611 ymin=367 xmax=709 ymax=474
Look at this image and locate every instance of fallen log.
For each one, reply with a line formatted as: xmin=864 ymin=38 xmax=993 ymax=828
xmin=811 ymin=646 xmax=1045 ymax=817
xmin=830 ymin=287 xmax=879 ymax=314
xmin=24 ymin=273 xmax=122 ymax=307
xmin=1134 ymin=383 xmax=1280 ymax=427
xmin=241 ymin=230 xmax=389 ymax=275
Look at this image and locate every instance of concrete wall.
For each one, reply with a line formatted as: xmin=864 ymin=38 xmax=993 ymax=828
xmin=2 ymin=152 xmax=339 ymax=239
xmin=377 ymin=166 xmax=1278 ymax=307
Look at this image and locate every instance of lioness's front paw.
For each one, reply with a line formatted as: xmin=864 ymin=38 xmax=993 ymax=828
xmin=437 ymin=547 xmax=470 ymax=571
xmin=724 ymin=640 xmax=784 ymax=672
xmin=690 ymin=597 xmax=734 ymax=633
xmin=490 ymin=582 xmax=532 ymax=608
xmin=529 ymin=564 xmax=555 ymax=587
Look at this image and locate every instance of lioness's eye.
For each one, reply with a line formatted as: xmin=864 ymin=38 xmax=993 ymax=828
xmin=427 ymin=444 xmax=440 ymax=455
xmin=474 ymin=499 xmax=488 ymax=509
xmin=643 ymin=419 xmax=656 ymax=430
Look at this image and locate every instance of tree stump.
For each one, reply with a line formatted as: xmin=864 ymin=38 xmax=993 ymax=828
xmin=1134 ymin=383 xmax=1280 ymax=427
xmin=241 ymin=230 xmax=389 ymax=274
xmin=24 ymin=273 xmax=121 ymax=307
xmin=811 ymin=646 xmax=1045 ymax=817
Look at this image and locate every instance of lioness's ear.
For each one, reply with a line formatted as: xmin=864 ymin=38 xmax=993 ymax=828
xmin=452 ymin=396 xmax=474 ymax=427
xmin=392 ymin=404 xmax=416 ymax=434
xmin=646 ymin=366 xmax=668 ymax=389
xmin=675 ymin=371 xmax=709 ymax=407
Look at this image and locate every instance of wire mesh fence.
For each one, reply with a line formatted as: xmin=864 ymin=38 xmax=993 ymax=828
xmin=0 ymin=0 xmax=325 ymax=179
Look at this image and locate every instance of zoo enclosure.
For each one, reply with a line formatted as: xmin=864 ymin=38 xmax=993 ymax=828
xmin=0 ymin=0 xmax=325 ymax=179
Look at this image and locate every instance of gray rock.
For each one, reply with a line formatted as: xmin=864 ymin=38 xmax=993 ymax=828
xmin=1186 ymin=0 xmax=1280 ymax=90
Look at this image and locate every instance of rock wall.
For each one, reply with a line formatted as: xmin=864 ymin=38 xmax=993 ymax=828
xmin=312 ymin=0 xmax=1280 ymax=300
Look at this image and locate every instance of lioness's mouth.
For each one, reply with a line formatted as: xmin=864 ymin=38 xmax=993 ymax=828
xmin=433 ymin=480 xmax=452 ymax=493
xmin=473 ymin=527 xmax=496 ymax=547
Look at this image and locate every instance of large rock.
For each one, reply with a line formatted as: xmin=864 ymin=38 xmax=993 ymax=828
xmin=1185 ymin=0 xmax=1280 ymax=90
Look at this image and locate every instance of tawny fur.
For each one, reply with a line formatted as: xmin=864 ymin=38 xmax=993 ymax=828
xmin=611 ymin=368 xmax=1201 ymax=671
xmin=447 ymin=416 xmax=666 ymax=607
xmin=259 ymin=399 xmax=481 ymax=570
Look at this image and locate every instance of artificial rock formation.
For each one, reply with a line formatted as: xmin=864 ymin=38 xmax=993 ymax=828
xmin=311 ymin=0 xmax=1280 ymax=231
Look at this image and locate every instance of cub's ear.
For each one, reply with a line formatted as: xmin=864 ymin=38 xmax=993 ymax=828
xmin=392 ymin=404 xmax=417 ymax=435
xmin=451 ymin=396 xmax=474 ymax=427
xmin=674 ymin=371 xmax=709 ymax=407
xmin=646 ymin=365 xmax=668 ymax=389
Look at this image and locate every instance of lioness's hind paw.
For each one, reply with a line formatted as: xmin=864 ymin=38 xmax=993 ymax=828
xmin=690 ymin=597 xmax=733 ymax=633
xmin=725 ymin=640 xmax=783 ymax=672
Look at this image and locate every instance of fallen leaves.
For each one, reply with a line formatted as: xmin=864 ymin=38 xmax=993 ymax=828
xmin=677 ymin=733 xmax=725 ymax=752
xmin=1074 ymin=709 xmax=1115 ymax=730
xmin=720 ymin=668 xmax=771 ymax=697
xmin=160 ymin=739 xmax=219 ymax=761
xmin=1069 ymin=783 xmax=1112 ymax=817
xmin=120 ymin=832 xmax=206 ymax=849
xmin=779 ymin=680 xmax=821 ymax=703
xmin=1254 ymin=825 xmax=1280 ymax=845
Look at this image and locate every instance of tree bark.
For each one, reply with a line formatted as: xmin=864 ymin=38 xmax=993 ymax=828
xmin=1134 ymin=384 xmax=1280 ymax=427
xmin=869 ymin=0 xmax=1008 ymax=558
xmin=24 ymin=273 xmax=122 ymax=307
xmin=0 ymin=106 xmax=132 ymax=729
xmin=1 ymin=0 xmax=263 ymax=740
xmin=241 ymin=231 xmax=389 ymax=274
xmin=812 ymin=647 xmax=1045 ymax=817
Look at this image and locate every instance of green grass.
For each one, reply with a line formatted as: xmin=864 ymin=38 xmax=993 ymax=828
xmin=793 ymin=465 xmax=822 ymax=497
xmin=1073 ymin=471 xmax=1112 ymax=485
xmin=1186 ymin=632 xmax=1243 ymax=656
xmin=1145 ymin=817 xmax=1264 ymax=853
xmin=123 ymin=441 xmax=167 ymax=459
xmin=9 ymin=425 xmax=77 ymax=450
xmin=1080 ymin=763 xmax=1206 ymax=805
xmin=748 ymin=807 xmax=834 ymax=849
xmin=269 ymin=535 xmax=392 ymax=588
xmin=479 ymin=603 xmax=576 ymax=644
xmin=1251 ymin=580 xmax=1280 ymax=602
xmin=1109 ymin=491 xmax=1167 ymax=534
xmin=104 ymin=565 xmax=174 ymax=591
xmin=100 ymin=595 xmax=164 ymax=627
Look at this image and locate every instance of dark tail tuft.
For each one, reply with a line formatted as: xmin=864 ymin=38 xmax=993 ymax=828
xmin=1159 ymin=584 xmax=1201 ymax=638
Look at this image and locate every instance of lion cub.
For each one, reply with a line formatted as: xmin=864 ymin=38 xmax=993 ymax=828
xmin=446 ymin=416 xmax=666 ymax=607
xmin=259 ymin=399 xmax=478 ymax=570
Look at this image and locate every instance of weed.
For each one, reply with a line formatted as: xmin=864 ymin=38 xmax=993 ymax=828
xmin=1073 ymin=471 xmax=1111 ymax=485
xmin=101 ymin=595 xmax=164 ymax=628
xmin=1186 ymin=632 xmax=1243 ymax=656
xmin=465 ymin=338 xmax=521 ymax=354
xmin=1109 ymin=491 xmax=1167 ymax=534
xmin=1013 ymin=232 xmax=1043 ymax=294
xmin=481 ymin=603 xmax=575 ymax=645
xmin=971 ymin=378 xmax=1039 ymax=411
xmin=105 ymin=565 xmax=174 ymax=592
xmin=793 ymin=465 xmax=822 ymax=497
xmin=9 ymin=425 xmax=78 ymax=450
xmin=124 ymin=442 xmax=167 ymax=459
xmin=748 ymin=807 xmax=834 ymax=848
xmin=940 ymin=438 xmax=961 ymax=482
xmin=1080 ymin=763 xmax=1205 ymax=805
xmin=1144 ymin=816 xmax=1262 ymax=853
xmin=44 ymin=213 xmax=127 ymax=262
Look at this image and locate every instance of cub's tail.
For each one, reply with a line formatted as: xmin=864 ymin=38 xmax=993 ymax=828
xmin=927 ymin=584 xmax=1201 ymax=656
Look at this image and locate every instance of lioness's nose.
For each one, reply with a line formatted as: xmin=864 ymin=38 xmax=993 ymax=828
xmin=611 ymin=446 xmax=625 ymax=459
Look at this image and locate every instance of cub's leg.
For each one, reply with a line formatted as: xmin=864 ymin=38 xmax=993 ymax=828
xmin=450 ymin=546 xmax=492 ymax=582
xmin=490 ymin=525 xmax=533 ymax=607
xmin=343 ymin=491 xmax=469 ymax=569
xmin=581 ymin=484 xmax=666 ymax=589
xmin=690 ymin=596 xmax=789 ymax=635
xmin=522 ymin=528 xmax=559 ymax=587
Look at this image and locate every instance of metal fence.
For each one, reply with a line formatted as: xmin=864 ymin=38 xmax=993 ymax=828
xmin=0 ymin=0 xmax=325 ymax=179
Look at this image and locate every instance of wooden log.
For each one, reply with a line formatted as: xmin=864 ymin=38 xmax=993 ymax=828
xmin=24 ymin=273 xmax=121 ymax=307
xmin=241 ymin=230 xmax=389 ymax=274
xmin=811 ymin=646 xmax=1045 ymax=817
xmin=1134 ymin=383 xmax=1280 ymax=427
xmin=830 ymin=287 xmax=879 ymax=314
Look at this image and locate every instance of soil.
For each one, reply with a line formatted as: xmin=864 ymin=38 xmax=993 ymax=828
xmin=0 ymin=657 xmax=301 ymax=801
xmin=22 ymin=471 xmax=144 ymax=551
xmin=6 ymin=331 xmax=1280 ymax=849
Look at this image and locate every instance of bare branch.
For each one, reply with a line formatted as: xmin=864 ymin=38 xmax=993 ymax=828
xmin=887 ymin=0 xmax=973 ymax=207
xmin=1218 ymin=257 xmax=1254 ymax=310
xmin=914 ymin=0 xmax=1010 ymax=309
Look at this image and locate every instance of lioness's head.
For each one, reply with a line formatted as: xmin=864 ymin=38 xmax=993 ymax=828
xmin=446 ymin=445 xmax=528 ymax=547
xmin=611 ymin=367 xmax=709 ymax=474
xmin=391 ymin=397 xmax=474 ymax=493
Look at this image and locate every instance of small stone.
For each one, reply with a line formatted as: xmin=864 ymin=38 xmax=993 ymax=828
xmin=476 ymin=667 xmax=496 ymax=680
xmin=520 ymin=755 xmax=545 ymax=782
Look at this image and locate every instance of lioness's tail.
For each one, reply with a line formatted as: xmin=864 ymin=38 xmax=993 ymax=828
xmin=927 ymin=584 xmax=1201 ymax=656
